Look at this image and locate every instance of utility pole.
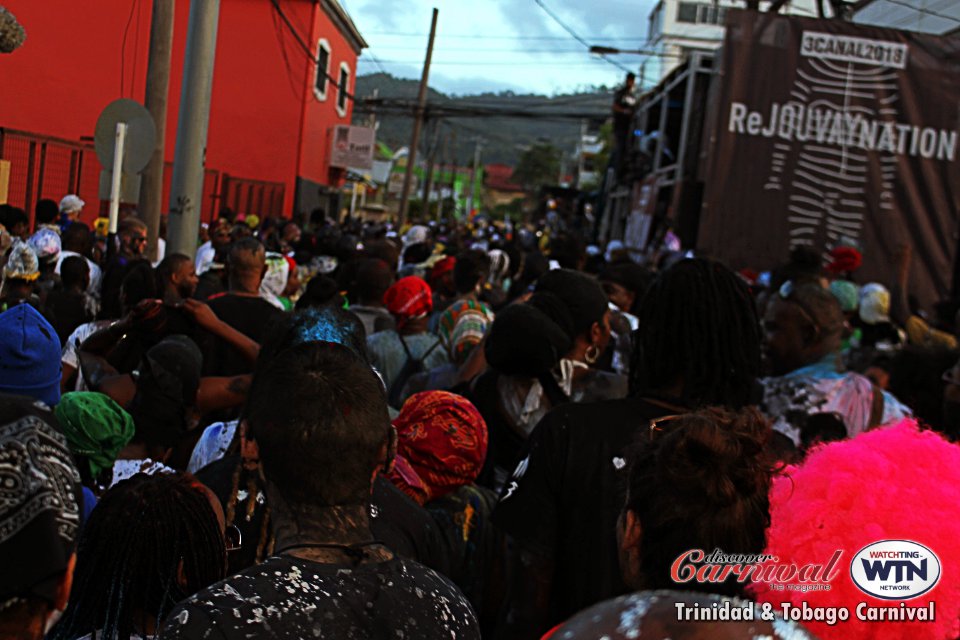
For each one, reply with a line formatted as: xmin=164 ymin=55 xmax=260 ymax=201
xmin=167 ymin=0 xmax=220 ymax=258
xmin=435 ymin=130 xmax=450 ymax=221
xmin=447 ymin=129 xmax=457 ymax=221
xmin=421 ymin=120 xmax=442 ymax=218
xmin=398 ymin=7 xmax=438 ymax=227
xmin=465 ymin=137 xmax=484 ymax=219
xmin=139 ymin=0 xmax=175 ymax=263
xmin=366 ymin=88 xmax=379 ymax=130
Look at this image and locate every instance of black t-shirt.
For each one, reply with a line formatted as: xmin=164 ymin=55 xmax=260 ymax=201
xmin=160 ymin=554 xmax=480 ymax=640
xmin=425 ymin=484 xmax=502 ymax=630
xmin=491 ymin=395 xmax=680 ymax=627
xmin=99 ymin=255 xmax=148 ymax=320
xmin=612 ymin=85 xmax=637 ymax=133
xmin=203 ymin=293 xmax=283 ymax=376
xmin=467 ymin=370 xmax=528 ymax=488
xmin=43 ymin=290 xmax=92 ymax=347
xmin=194 ymin=269 xmax=226 ymax=301
xmin=105 ymin=306 xmax=206 ymax=374
xmin=195 ymin=456 xmax=451 ymax=577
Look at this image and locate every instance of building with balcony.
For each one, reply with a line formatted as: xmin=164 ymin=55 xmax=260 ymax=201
xmin=645 ymin=0 xmax=819 ymax=81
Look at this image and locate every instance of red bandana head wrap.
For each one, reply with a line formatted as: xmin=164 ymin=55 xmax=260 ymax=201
xmin=387 ymin=391 xmax=488 ymax=505
xmin=383 ymin=276 xmax=433 ymax=328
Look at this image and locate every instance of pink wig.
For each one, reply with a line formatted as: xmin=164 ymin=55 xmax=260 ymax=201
xmin=754 ymin=421 xmax=960 ymax=640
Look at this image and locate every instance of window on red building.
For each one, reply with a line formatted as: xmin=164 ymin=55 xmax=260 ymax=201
xmin=314 ymin=39 xmax=331 ymax=100
xmin=336 ymin=63 xmax=350 ymax=116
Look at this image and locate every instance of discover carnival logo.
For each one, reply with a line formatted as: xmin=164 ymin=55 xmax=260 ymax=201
xmin=850 ymin=540 xmax=942 ymax=600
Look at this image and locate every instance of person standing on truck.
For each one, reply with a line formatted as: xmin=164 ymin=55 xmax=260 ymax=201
xmin=612 ymin=72 xmax=637 ymax=178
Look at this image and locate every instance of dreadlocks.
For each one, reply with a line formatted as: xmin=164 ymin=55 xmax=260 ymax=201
xmin=48 ymin=473 xmax=226 ymax=640
xmin=629 ymin=258 xmax=761 ymax=409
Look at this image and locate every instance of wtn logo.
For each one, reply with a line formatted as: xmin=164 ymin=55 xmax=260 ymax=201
xmin=862 ymin=558 xmax=927 ymax=583
xmin=851 ymin=541 xmax=941 ymax=600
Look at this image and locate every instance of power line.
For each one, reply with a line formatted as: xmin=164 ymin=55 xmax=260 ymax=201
xmin=358 ymin=58 xmax=677 ymax=66
xmin=532 ymin=0 xmax=634 ymax=73
xmin=364 ymin=50 xmax=389 ymax=75
xmin=872 ymin=0 xmax=960 ymax=24
xmin=366 ymin=46 xmax=679 ymax=56
xmin=370 ymin=46 xmax=636 ymax=53
xmin=363 ymin=32 xmax=648 ymax=40
xmin=269 ymin=0 xmax=357 ymax=101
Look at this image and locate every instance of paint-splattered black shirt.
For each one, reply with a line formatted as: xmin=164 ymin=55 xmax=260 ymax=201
xmin=159 ymin=554 xmax=480 ymax=640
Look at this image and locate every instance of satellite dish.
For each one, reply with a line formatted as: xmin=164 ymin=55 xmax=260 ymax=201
xmin=94 ymin=98 xmax=157 ymax=173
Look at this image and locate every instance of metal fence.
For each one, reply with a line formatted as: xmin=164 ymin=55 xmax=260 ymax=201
xmin=219 ymin=174 xmax=285 ymax=219
xmin=1 ymin=127 xmax=286 ymax=226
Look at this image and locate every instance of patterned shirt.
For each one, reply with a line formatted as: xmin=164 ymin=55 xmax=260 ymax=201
xmin=438 ymin=299 xmax=495 ymax=365
xmin=761 ymin=354 xmax=911 ymax=444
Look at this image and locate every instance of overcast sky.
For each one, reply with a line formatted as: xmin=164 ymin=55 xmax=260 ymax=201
xmin=342 ymin=0 xmax=658 ymax=95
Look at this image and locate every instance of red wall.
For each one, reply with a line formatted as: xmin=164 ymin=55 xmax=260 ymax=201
xmin=0 ymin=0 xmax=359 ymax=218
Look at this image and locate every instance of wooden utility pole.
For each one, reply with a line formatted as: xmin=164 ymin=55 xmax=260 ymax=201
xmin=434 ymin=131 xmax=450 ymax=221
xmin=398 ymin=8 xmax=438 ymax=227
xmin=465 ymin=137 xmax=484 ymax=218
xmin=139 ymin=0 xmax=175 ymax=262
xmin=421 ymin=120 xmax=442 ymax=217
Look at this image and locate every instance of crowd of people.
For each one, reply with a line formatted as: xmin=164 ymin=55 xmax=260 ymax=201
xmin=1 ymin=193 xmax=959 ymax=640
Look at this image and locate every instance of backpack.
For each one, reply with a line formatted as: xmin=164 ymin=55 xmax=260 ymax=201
xmin=388 ymin=335 xmax=442 ymax=408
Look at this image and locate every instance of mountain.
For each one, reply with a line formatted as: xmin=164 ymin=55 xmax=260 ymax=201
xmin=352 ymin=73 xmax=613 ymax=168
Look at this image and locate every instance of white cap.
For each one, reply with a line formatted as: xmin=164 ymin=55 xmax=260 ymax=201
xmin=59 ymin=194 xmax=85 ymax=214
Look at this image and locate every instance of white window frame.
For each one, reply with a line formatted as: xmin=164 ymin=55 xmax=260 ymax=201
xmin=313 ymin=38 xmax=331 ymax=101
xmin=336 ymin=62 xmax=351 ymax=117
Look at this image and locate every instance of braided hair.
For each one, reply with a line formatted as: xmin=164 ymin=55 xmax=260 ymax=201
xmin=48 ymin=473 xmax=226 ymax=640
xmin=629 ymin=258 xmax=761 ymax=409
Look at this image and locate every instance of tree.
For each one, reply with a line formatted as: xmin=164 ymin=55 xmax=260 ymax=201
xmin=511 ymin=142 xmax=561 ymax=193
xmin=579 ymin=121 xmax=614 ymax=192
xmin=0 ymin=6 xmax=26 ymax=54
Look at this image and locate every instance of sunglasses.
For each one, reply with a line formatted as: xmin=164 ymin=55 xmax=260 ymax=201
xmin=648 ymin=414 xmax=685 ymax=441
xmin=778 ymin=280 xmax=821 ymax=334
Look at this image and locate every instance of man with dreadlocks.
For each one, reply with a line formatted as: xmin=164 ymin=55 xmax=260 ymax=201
xmin=48 ymin=472 xmax=226 ymax=640
xmin=492 ymin=258 xmax=763 ymax=639
xmin=162 ymin=341 xmax=479 ymax=639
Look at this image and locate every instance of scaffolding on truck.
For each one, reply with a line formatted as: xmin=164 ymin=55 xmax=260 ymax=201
xmin=597 ymin=51 xmax=718 ymax=254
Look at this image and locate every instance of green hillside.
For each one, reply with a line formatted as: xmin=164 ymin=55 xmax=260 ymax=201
xmin=352 ymin=73 xmax=613 ymax=168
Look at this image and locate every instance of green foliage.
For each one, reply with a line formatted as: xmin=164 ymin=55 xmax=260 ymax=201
xmin=512 ymin=143 xmax=561 ymax=192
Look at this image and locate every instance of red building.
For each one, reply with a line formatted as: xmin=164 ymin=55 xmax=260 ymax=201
xmin=482 ymin=163 xmax=525 ymax=208
xmin=0 ymin=0 xmax=366 ymax=225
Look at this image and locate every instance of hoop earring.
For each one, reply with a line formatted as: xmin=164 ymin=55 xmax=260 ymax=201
xmin=585 ymin=344 xmax=600 ymax=365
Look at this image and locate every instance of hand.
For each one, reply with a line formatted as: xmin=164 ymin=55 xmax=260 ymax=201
xmin=178 ymin=298 xmax=221 ymax=331
xmin=121 ymin=299 xmax=163 ymax=328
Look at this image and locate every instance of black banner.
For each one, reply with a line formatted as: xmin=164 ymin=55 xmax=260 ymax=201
xmin=700 ymin=10 xmax=960 ymax=306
